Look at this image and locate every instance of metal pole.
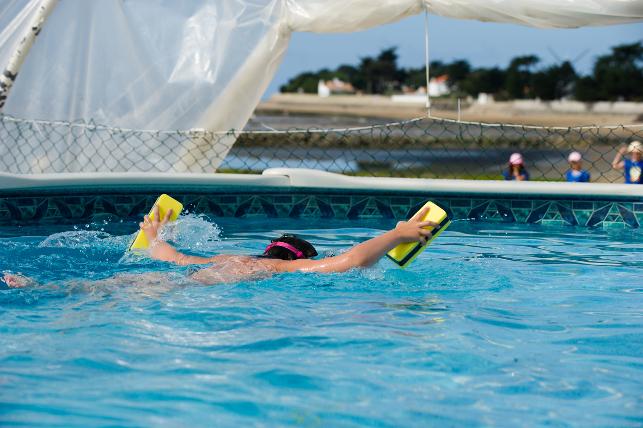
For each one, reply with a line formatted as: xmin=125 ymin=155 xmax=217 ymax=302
xmin=0 ymin=0 xmax=59 ymax=111
xmin=424 ymin=4 xmax=431 ymax=116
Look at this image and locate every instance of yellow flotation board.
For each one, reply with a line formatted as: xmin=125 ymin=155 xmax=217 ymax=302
xmin=129 ymin=194 xmax=183 ymax=250
xmin=386 ymin=201 xmax=451 ymax=268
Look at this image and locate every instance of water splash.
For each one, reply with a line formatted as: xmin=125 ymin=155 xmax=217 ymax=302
xmin=39 ymin=230 xmax=128 ymax=250
xmin=160 ymin=214 xmax=222 ymax=253
xmin=117 ymin=214 xmax=222 ymax=265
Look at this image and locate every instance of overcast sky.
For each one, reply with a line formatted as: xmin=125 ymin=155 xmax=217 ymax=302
xmin=266 ymin=14 xmax=643 ymax=96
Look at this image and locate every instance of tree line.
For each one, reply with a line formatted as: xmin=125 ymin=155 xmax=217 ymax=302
xmin=280 ymin=42 xmax=642 ymax=101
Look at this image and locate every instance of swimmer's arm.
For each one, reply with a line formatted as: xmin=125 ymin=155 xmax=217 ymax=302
xmin=140 ymin=206 xmax=214 ymax=265
xmin=148 ymin=240 xmax=214 ymax=265
xmin=277 ymin=229 xmax=404 ymax=273
xmin=277 ymin=207 xmax=436 ymax=273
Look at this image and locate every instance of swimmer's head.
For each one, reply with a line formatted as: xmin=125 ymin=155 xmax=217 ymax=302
xmin=262 ymin=234 xmax=318 ymax=260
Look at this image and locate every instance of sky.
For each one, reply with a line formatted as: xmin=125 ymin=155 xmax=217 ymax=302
xmin=266 ymin=14 xmax=643 ymax=96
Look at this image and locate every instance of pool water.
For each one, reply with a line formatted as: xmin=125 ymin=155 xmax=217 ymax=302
xmin=1 ymin=216 xmax=641 ymax=426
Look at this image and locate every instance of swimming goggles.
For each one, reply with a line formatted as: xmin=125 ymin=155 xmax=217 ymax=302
xmin=263 ymin=241 xmax=305 ymax=259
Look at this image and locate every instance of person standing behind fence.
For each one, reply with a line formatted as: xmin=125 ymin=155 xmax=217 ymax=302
xmin=502 ymin=153 xmax=529 ymax=181
xmin=565 ymin=151 xmax=590 ymax=182
xmin=612 ymin=141 xmax=642 ymax=184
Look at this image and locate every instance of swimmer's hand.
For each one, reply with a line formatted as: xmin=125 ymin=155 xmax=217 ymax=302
xmin=141 ymin=205 xmax=214 ymax=266
xmin=140 ymin=205 xmax=173 ymax=243
xmin=393 ymin=205 xmax=437 ymax=246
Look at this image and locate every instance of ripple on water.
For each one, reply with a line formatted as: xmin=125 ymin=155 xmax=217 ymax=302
xmin=0 ymin=220 xmax=642 ymax=426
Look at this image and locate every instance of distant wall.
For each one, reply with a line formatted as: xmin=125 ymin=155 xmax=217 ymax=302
xmin=269 ymin=94 xmax=643 ymax=116
xmin=258 ymin=94 xmax=642 ymax=125
xmin=469 ymin=100 xmax=643 ymax=116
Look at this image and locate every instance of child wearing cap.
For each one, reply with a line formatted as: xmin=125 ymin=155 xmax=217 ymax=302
xmin=502 ymin=153 xmax=530 ymax=181
xmin=565 ymin=151 xmax=590 ymax=182
xmin=612 ymin=141 xmax=642 ymax=184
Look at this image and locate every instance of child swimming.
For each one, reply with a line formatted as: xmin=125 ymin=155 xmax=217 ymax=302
xmin=2 ymin=205 xmax=438 ymax=287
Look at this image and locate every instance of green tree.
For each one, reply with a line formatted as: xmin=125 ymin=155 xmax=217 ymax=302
xmin=349 ymin=48 xmax=402 ymax=94
xmin=592 ymin=42 xmax=643 ymax=101
xmin=355 ymin=56 xmax=376 ymax=93
xmin=279 ymin=42 xmax=642 ymax=101
xmin=428 ymin=60 xmax=447 ymax=78
xmin=401 ymin=61 xmax=446 ymax=89
xmin=459 ymin=67 xmax=505 ymax=97
xmin=574 ymin=76 xmax=599 ymax=102
xmin=335 ymin=64 xmax=359 ymax=83
xmin=372 ymin=47 xmax=400 ymax=94
xmin=445 ymin=60 xmax=471 ymax=88
xmin=532 ymin=61 xmax=576 ymax=100
xmin=279 ymin=72 xmax=319 ymax=93
xmin=505 ymin=55 xmax=539 ymax=99
xmin=400 ymin=66 xmax=423 ymax=89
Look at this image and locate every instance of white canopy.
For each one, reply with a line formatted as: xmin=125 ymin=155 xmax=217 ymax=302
xmin=0 ymin=0 xmax=641 ymax=172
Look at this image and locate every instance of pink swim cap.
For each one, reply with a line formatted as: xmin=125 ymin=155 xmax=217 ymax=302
xmin=509 ymin=153 xmax=523 ymax=165
xmin=568 ymin=151 xmax=582 ymax=162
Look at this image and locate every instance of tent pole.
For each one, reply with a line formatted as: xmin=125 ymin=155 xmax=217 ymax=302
xmin=0 ymin=0 xmax=59 ymax=111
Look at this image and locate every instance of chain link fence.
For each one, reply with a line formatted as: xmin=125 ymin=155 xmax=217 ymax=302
xmin=1 ymin=113 xmax=641 ymax=182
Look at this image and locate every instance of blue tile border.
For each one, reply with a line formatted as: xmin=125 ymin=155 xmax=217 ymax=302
xmin=0 ymin=187 xmax=641 ymax=229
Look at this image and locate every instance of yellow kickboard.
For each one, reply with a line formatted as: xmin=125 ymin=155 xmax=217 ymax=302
xmin=386 ymin=201 xmax=451 ymax=268
xmin=129 ymin=194 xmax=183 ymax=251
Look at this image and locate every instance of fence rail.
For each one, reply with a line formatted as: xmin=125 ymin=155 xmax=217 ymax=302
xmin=1 ymin=114 xmax=641 ymax=183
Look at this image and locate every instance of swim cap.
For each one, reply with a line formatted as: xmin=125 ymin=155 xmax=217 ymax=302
xmin=509 ymin=153 xmax=523 ymax=165
xmin=264 ymin=241 xmax=304 ymax=259
xmin=568 ymin=151 xmax=582 ymax=162
xmin=262 ymin=234 xmax=318 ymax=260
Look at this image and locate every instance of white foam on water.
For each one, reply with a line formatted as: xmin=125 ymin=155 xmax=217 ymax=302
xmin=117 ymin=214 xmax=222 ymax=265
xmin=35 ymin=215 xmax=222 ymax=269
xmin=38 ymin=230 xmax=129 ymax=250
xmin=160 ymin=214 xmax=222 ymax=253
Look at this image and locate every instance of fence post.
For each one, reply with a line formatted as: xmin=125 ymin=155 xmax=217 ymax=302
xmin=0 ymin=0 xmax=59 ymax=111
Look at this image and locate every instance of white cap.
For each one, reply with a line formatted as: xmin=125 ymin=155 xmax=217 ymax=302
xmin=628 ymin=141 xmax=642 ymax=153
xmin=568 ymin=151 xmax=582 ymax=162
xmin=509 ymin=153 xmax=523 ymax=165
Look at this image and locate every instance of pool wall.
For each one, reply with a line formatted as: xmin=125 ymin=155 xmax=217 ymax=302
xmin=0 ymin=169 xmax=641 ymax=228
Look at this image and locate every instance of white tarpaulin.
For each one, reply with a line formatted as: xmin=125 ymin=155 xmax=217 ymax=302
xmin=0 ymin=0 xmax=641 ymax=172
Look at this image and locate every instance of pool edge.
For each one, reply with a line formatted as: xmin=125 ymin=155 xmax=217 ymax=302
xmin=0 ymin=170 xmax=641 ymax=229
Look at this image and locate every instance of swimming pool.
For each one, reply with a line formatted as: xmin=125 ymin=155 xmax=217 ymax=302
xmin=1 ymin=215 xmax=641 ymax=426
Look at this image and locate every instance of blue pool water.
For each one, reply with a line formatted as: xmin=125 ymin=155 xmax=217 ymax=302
xmin=1 ymin=216 xmax=641 ymax=427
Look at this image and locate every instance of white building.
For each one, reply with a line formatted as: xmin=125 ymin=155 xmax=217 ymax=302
xmin=318 ymin=78 xmax=356 ymax=97
xmin=428 ymin=74 xmax=450 ymax=97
